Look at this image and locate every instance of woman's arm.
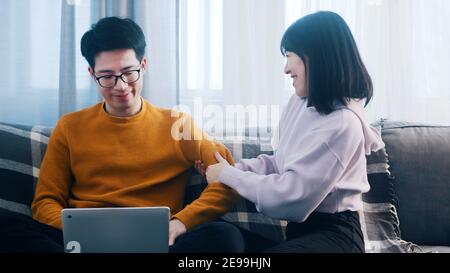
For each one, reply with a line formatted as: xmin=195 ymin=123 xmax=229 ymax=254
xmin=234 ymin=154 xmax=278 ymax=174
xmin=215 ymin=124 xmax=363 ymax=222
xmin=196 ymin=153 xmax=278 ymax=176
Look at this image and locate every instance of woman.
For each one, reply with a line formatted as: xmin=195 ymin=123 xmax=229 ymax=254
xmin=198 ymin=11 xmax=385 ymax=253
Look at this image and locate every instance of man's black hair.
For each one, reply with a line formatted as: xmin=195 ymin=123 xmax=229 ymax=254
xmin=81 ymin=17 xmax=146 ymax=69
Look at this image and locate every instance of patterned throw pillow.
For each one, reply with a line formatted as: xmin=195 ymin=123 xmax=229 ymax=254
xmin=220 ymin=140 xmax=287 ymax=243
xmin=186 ymin=172 xmax=287 ymax=243
xmin=0 ymin=123 xmax=51 ymax=216
xmin=361 ymin=120 xmax=423 ymax=253
xmin=185 ymin=139 xmax=287 ymax=243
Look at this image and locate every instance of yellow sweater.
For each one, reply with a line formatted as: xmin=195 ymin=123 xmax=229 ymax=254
xmin=31 ymin=99 xmax=239 ymax=230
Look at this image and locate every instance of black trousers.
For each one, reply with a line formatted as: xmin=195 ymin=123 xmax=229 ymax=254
xmin=239 ymin=210 xmax=365 ymax=253
xmin=0 ymin=208 xmax=244 ymax=253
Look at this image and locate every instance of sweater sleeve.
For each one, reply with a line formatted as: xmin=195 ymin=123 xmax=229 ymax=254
xmin=218 ymin=125 xmax=361 ymax=223
xmin=235 ymin=154 xmax=278 ymax=175
xmin=173 ymin=114 xmax=240 ymax=230
xmin=31 ymin=118 xmax=72 ymax=230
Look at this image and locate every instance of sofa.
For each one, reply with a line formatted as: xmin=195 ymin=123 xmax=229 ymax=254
xmin=0 ymin=119 xmax=449 ymax=253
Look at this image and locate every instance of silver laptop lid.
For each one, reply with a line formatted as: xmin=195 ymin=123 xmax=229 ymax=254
xmin=62 ymin=207 xmax=170 ymax=253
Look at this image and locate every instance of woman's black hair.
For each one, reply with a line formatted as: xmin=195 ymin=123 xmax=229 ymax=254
xmin=280 ymin=11 xmax=373 ymax=115
xmin=81 ymin=17 xmax=146 ymax=69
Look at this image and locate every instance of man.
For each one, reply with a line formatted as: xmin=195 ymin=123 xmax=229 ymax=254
xmin=0 ymin=17 xmax=243 ymax=253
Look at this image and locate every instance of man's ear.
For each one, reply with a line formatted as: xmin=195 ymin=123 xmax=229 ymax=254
xmin=88 ymin=67 xmax=96 ymax=81
xmin=141 ymin=57 xmax=148 ymax=75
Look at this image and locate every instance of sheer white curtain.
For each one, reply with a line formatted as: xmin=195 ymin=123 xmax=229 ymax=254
xmin=222 ymin=0 xmax=288 ymax=107
xmin=0 ymin=0 xmax=178 ymax=127
xmin=0 ymin=0 xmax=91 ymax=127
xmin=179 ymin=0 xmax=287 ymax=135
xmin=285 ymin=0 xmax=450 ymax=124
xmin=2 ymin=1 xmax=449 ymax=127
xmin=179 ymin=0 xmax=450 ymax=125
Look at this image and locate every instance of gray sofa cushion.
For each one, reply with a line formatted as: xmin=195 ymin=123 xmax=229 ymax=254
xmin=381 ymin=121 xmax=450 ymax=246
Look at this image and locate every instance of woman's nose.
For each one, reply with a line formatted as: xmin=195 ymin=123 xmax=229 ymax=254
xmin=284 ymin=63 xmax=290 ymax=74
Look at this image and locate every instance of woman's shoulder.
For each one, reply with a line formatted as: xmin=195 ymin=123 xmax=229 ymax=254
xmin=313 ymin=106 xmax=364 ymax=140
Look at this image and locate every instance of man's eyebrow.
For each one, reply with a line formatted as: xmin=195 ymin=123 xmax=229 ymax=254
xmin=96 ymin=69 xmax=114 ymax=74
xmin=120 ymin=65 xmax=136 ymax=71
xmin=95 ymin=65 xmax=138 ymax=74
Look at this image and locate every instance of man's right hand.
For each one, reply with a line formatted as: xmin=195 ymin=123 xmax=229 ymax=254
xmin=169 ymin=218 xmax=187 ymax=246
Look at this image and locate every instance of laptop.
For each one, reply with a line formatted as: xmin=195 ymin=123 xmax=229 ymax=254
xmin=62 ymin=207 xmax=170 ymax=253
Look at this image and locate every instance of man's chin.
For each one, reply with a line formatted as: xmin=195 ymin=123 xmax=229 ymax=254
xmin=114 ymin=97 xmax=141 ymax=112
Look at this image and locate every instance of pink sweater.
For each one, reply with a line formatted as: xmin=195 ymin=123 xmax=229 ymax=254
xmin=219 ymin=95 xmax=385 ymax=222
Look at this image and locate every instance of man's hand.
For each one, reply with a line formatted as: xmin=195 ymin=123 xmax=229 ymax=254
xmin=194 ymin=160 xmax=206 ymax=177
xmin=169 ymin=218 xmax=187 ymax=246
xmin=205 ymin=152 xmax=230 ymax=183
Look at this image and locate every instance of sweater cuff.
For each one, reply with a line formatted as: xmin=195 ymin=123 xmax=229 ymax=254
xmin=172 ymin=210 xmax=197 ymax=231
xmin=234 ymin=162 xmax=245 ymax=171
xmin=219 ymin=166 xmax=258 ymax=204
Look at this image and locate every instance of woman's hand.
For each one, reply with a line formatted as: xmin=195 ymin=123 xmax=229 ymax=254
xmin=205 ymin=152 xmax=230 ymax=183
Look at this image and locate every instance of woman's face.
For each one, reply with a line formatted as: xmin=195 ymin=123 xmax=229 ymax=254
xmin=284 ymin=51 xmax=307 ymax=97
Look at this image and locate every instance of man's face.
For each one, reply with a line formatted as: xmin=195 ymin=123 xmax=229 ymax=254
xmin=89 ymin=49 xmax=147 ymax=117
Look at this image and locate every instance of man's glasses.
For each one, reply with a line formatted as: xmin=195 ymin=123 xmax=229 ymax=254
xmin=94 ymin=68 xmax=141 ymax=88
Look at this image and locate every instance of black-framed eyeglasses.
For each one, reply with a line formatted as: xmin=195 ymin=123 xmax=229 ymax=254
xmin=94 ymin=69 xmax=141 ymax=88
